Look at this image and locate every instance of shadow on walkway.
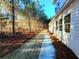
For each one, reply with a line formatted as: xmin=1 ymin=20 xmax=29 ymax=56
xmin=0 ymin=32 xmax=37 ymax=57
xmin=0 ymin=30 xmax=46 ymax=59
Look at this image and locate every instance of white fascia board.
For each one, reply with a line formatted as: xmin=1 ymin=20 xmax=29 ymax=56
xmin=55 ymin=0 xmax=74 ymax=18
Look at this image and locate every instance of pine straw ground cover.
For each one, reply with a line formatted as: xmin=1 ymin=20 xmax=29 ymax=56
xmin=49 ymin=33 xmax=79 ymax=59
xmin=0 ymin=31 xmax=38 ymax=57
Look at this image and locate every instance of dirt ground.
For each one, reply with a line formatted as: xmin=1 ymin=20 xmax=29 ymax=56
xmin=0 ymin=32 xmax=37 ymax=57
xmin=49 ymin=33 xmax=78 ymax=59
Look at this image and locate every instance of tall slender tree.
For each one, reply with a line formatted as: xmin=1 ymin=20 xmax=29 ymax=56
xmin=11 ymin=0 xmax=19 ymax=35
xmin=19 ymin=0 xmax=49 ymax=31
xmin=12 ymin=0 xmax=15 ymax=35
xmin=0 ymin=14 xmax=3 ymax=34
xmin=20 ymin=0 xmax=33 ymax=32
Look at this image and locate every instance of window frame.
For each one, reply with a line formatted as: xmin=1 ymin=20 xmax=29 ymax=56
xmin=56 ymin=21 xmax=58 ymax=30
xmin=59 ymin=18 xmax=62 ymax=31
xmin=64 ymin=14 xmax=70 ymax=33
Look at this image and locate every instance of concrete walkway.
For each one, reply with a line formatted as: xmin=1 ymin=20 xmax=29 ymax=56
xmin=0 ymin=30 xmax=55 ymax=59
xmin=38 ymin=33 xmax=55 ymax=59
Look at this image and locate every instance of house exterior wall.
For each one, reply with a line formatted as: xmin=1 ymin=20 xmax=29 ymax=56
xmin=49 ymin=20 xmax=54 ymax=33
xmin=68 ymin=0 xmax=79 ymax=57
xmin=49 ymin=0 xmax=79 ymax=58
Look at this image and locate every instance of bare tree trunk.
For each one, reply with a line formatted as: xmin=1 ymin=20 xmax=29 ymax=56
xmin=36 ymin=17 xmax=38 ymax=32
xmin=12 ymin=0 xmax=15 ymax=35
xmin=0 ymin=20 xmax=2 ymax=34
xmin=0 ymin=20 xmax=3 ymax=39
xmin=27 ymin=8 xmax=31 ymax=33
xmin=28 ymin=13 xmax=31 ymax=33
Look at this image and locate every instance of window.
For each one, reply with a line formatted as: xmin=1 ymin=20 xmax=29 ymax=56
xmin=64 ymin=14 xmax=70 ymax=33
xmin=59 ymin=19 xmax=62 ymax=31
xmin=56 ymin=21 xmax=58 ymax=30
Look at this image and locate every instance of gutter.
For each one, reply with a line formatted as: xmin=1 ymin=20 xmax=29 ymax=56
xmin=55 ymin=0 xmax=74 ymax=18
